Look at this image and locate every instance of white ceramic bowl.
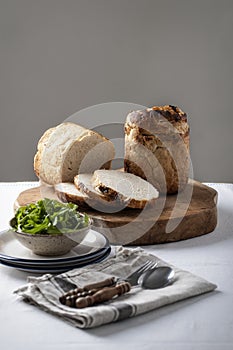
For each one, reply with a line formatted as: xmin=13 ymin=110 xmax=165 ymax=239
xmin=12 ymin=222 xmax=91 ymax=256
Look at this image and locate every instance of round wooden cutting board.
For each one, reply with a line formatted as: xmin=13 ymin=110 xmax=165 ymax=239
xmin=15 ymin=180 xmax=217 ymax=245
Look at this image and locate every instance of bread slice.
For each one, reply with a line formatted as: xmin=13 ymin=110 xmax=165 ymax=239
xmin=54 ymin=182 xmax=89 ymax=209
xmin=91 ymin=170 xmax=159 ymax=209
xmin=74 ymin=174 xmax=126 ymax=212
xmin=34 ymin=122 xmax=115 ymax=185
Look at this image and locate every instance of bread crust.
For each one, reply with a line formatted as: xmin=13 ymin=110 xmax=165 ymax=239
xmin=74 ymin=174 xmax=125 ymax=212
xmin=125 ymin=106 xmax=189 ymax=136
xmin=92 ymin=170 xmax=159 ymax=209
xmin=124 ymin=106 xmax=190 ymax=194
xmin=34 ymin=127 xmax=55 ymax=179
xmin=34 ymin=122 xmax=115 ymax=185
xmin=54 ymin=183 xmax=89 ymax=209
xmin=94 ymin=181 xmax=153 ymax=209
xmin=74 ymin=175 xmax=115 ymax=204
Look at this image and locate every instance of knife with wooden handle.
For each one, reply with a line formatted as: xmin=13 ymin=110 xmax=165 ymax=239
xmin=59 ymin=277 xmax=115 ymax=305
xmin=75 ymin=282 xmax=131 ymax=308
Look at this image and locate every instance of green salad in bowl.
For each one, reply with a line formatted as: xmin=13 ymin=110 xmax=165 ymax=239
xmin=10 ymin=198 xmax=91 ymax=256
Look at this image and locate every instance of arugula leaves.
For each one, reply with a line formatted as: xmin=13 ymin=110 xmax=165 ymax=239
xmin=10 ymin=198 xmax=89 ymax=234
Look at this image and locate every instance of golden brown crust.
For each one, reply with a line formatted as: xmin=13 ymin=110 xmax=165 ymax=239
xmin=151 ymin=105 xmax=187 ymax=121
xmin=54 ymin=189 xmax=89 ymax=209
xmin=33 ymin=123 xmax=115 ymax=185
xmin=74 ymin=175 xmax=116 ymax=204
xmin=124 ymin=159 xmax=146 ymax=181
xmin=74 ymin=175 xmax=128 ymax=212
xmin=92 ymin=170 xmax=159 ymax=209
xmin=96 ymin=181 xmax=155 ymax=209
xmin=34 ymin=127 xmax=55 ymax=179
xmin=124 ymin=106 xmax=190 ymax=194
xmin=125 ymin=106 xmax=189 ymax=136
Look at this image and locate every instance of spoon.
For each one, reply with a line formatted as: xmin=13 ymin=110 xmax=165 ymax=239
xmin=138 ymin=266 xmax=175 ymax=289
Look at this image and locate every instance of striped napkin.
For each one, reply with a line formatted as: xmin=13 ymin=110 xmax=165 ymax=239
xmin=14 ymin=246 xmax=217 ymax=329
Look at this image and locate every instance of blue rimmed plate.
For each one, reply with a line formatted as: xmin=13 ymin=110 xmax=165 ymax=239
xmin=0 ymin=229 xmax=110 ymax=267
xmin=0 ymin=246 xmax=111 ymax=273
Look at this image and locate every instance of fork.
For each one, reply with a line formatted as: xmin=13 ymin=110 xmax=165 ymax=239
xmin=117 ymin=260 xmax=158 ymax=286
xmin=59 ymin=260 xmax=158 ymax=307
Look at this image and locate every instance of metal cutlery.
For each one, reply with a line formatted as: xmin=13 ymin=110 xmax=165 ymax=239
xmin=59 ymin=260 xmax=158 ymax=307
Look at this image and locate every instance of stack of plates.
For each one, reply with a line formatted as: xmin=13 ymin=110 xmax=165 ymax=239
xmin=0 ymin=229 xmax=111 ymax=273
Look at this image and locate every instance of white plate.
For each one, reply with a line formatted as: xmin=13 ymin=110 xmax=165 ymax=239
xmin=0 ymin=229 xmax=109 ymax=266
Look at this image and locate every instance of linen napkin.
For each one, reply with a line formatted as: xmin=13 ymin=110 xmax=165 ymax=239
xmin=14 ymin=246 xmax=217 ymax=329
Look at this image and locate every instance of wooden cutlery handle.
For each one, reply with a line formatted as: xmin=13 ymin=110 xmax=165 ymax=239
xmin=59 ymin=277 xmax=115 ymax=305
xmin=61 ymin=289 xmax=99 ymax=307
xmin=83 ymin=277 xmax=115 ymax=291
xmin=75 ymin=282 xmax=131 ymax=308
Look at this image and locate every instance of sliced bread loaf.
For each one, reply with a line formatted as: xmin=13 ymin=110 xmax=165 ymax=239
xmin=34 ymin=122 xmax=115 ymax=185
xmin=91 ymin=170 xmax=159 ymax=209
xmin=54 ymin=182 xmax=89 ymax=209
xmin=74 ymin=174 xmax=126 ymax=212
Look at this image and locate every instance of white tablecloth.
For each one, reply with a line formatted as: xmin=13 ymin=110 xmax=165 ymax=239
xmin=0 ymin=182 xmax=233 ymax=350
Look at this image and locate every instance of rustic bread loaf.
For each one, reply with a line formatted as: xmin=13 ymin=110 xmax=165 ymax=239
xmin=34 ymin=122 xmax=115 ymax=185
xmin=91 ymin=169 xmax=159 ymax=209
xmin=124 ymin=105 xmax=190 ymax=194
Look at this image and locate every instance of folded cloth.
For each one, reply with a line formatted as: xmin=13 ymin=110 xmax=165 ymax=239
xmin=14 ymin=246 xmax=217 ymax=329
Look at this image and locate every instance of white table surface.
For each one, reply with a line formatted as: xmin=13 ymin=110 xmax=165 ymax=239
xmin=0 ymin=182 xmax=233 ymax=350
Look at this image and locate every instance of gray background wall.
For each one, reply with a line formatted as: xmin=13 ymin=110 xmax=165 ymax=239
xmin=0 ymin=0 xmax=232 ymax=182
